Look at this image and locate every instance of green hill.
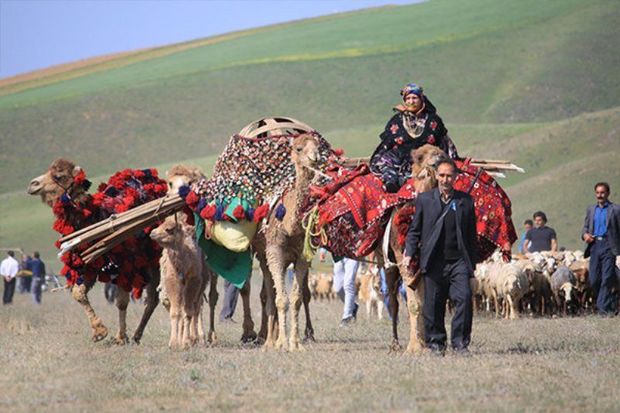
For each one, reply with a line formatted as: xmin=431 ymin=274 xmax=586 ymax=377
xmin=1 ymin=0 xmax=619 ymax=261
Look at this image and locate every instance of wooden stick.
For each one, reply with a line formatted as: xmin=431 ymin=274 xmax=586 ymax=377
xmin=60 ymin=196 xmax=185 ymax=255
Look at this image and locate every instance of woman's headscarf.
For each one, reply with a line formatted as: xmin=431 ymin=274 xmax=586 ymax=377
xmin=400 ymin=83 xmax=424 ymax=98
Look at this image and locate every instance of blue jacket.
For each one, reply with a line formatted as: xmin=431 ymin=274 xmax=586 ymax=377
xmin=405 ymin=188 xmax=479 ymax=273
xmin=582 ymin=201 xmax=620 ymax=257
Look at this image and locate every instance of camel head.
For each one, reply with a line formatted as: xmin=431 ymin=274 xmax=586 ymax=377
xmin=166 ymin=164 xmax=205 ymax=195
xmin=411 ymin=144 xmax=447 ymax=193
xmin=150 ymin=214 xmax=191 ymax=248
xmin=27 ymin=158 xmax=86 ymax=207
xmin=291 ymin=134 xmax=320 ymax=171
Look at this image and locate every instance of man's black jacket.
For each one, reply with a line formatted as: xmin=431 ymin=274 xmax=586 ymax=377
xmin=404 ymin=188 xmax=479 ymax=273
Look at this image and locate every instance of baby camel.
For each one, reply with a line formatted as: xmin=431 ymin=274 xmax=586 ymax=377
xmin=151 ymin=214 xmax=207 ymax=349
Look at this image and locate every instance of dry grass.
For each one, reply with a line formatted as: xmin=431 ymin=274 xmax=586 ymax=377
xmin=1 ymin=276 xmax=619 ymax=412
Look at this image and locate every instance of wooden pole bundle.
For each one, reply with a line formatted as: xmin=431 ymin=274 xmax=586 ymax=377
xmin=59 ymin=194 xmax=186 ymax=264
xmin=338 ymin=157 xmax=525 ymax=174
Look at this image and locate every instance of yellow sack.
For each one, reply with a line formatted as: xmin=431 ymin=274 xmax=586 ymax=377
xmin=210 ymin=220 xmax=258 ymax=253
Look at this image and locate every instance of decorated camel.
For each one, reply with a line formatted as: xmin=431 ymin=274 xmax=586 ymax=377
xmin=26 ymin=159 xmax=167 ymax=343
xmin=252 ymin=133 xmax=322 ymax=351
xmin=306 ymin=143 xmax=518 ymax=354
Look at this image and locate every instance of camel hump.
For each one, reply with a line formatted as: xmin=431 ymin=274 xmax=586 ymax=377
xmin=238 ymin=116 xmax=315 ymax=139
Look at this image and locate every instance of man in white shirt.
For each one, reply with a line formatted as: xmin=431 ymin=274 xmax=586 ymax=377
xmin=1 ymin=251 xmax=20 ymax=304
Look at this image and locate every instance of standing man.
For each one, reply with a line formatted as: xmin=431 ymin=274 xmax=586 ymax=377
xmin=1 ymin=251 xmax=20 ymax=305
xmin=30 ymin=252 xmax=46 ymax=305
xmin=403 ymin=158 xmax=479 ymax=355
xmin=518 ymin=219 xmax=533 ymax=254
xmin=582 ymin=182 xmax=620 ymax=315
xmin=524 ymin=211 xmax=558 ymax=253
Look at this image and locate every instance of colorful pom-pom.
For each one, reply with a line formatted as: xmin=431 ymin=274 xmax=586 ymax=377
xmin=275 ymin=204 xmax=286 ymax=221
xmin=245 ymin=207 xmax=255 ymax=221
xmin=214 ymin=204 xmax=225 ymax=221
xmin=178 ymin=185 xmax=191 ymax=199
xmin=60 ymin=193 xmax=71 ymax=204
xmin=232 ymin=205 xmax=245 ymax=220
xmin=253 ymin=204 xmax=270 ymax=223
xmin=196 ymin=196 xmax=207 ymax=213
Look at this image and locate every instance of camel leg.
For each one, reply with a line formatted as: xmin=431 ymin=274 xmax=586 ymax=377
xmin=206 ymin=268 xmax=218 ymax=344
xmin=377 ymin=299 xmax=384 ymax=320
xmin=132 ymin=269 xmax=160 ymax=344
xmin=196 ymin=301 xmax=206 ymax=346
xmin=239 ymin=274 xmax=257 ymax=343
xmin=113 ymin=289 xmax=130 ymax=345
xmin=257 ymin=277 xmax=269 ymax=344
xmin=404 ymin=279 xmax=425 ymax=355
xmin=301 ymin=268 xmax=315 ymax=342
xmin=71 ymin=281 xmax=108 ymax=342
xmin=366 ymin=300 xmax=372 ymax=319
xmin=256 ymin=253 xmax=273 ymax=346
xmin=272 ymin=267 xmax=288 ymax=350
xmin=262 ymin=271 xmax=278 ymax=350
xmin=169 ymin=296 xmax=182 ymax=349
xmin=384 ymin=266 xmax=402 ymax=352
xmin=288 ymin=261 xmax=308 ymax=351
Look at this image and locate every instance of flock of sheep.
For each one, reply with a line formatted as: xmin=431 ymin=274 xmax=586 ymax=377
xmin=310 ymin=249 xmax=602 ymax=322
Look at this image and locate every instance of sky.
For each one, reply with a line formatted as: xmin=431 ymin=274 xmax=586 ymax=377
xmin=0 ymin=0 xmax=418 ymax=79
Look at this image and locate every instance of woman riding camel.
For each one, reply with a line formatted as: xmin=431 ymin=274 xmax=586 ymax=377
xmin=369 ymin=83 xmax=458 ymax=192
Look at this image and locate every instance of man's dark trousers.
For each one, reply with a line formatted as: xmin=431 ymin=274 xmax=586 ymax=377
xmin=589 ymin=238 xmax=617 ymax=314
xmin=219 ymin=280 xmax=239 ymax=321
xmin=424 ymin=257 xmax=472 ymax=350
xmin=3 ymin=278 xmax=16 ymax=304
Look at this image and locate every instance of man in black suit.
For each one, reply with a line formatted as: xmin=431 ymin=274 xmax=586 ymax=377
xmin=403 ymin=158 xmax=478 ymax=354
xmin=582 ymin=182 xmax=620 ymax=315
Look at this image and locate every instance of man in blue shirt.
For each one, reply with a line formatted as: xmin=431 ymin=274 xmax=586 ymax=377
xmin=582 ymin=182 xmax=620 ymax=315
xmin=30 ymin=251 xmax=46 ymax=304
xmin=518 ymin=219 xmax=533 ymax=254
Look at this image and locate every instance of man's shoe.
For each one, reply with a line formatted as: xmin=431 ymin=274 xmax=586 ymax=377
xmin=427 ymin=344 xmax=446 ymax=357
xmin=453 ymin=347 xmax=471 ymax=356
xmin=339 ymin=316 xmax=355 ymax=327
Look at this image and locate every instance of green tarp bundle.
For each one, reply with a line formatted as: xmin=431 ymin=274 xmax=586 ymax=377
xmin=194 ymin=214 xmax=251 ymax=289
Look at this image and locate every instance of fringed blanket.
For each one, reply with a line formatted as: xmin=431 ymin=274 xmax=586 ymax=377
xmin=307 ymin=159 xmax=517 ymax=261
xmin=54 ymin=169 xmax=167 ymax=298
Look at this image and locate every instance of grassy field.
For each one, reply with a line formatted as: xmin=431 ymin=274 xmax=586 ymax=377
xmin=1 ymin=277 xmax=620 ymax=412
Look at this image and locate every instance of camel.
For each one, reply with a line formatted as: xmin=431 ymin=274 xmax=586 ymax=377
xmin=377 ymin=144 xmax=445 ymax=355
xmin=150 ymin=214 xmax=207 ymax=348
xmin=166 ymin=164 xmax=257 ymax=344
xmin=252 ymin=133 xmax=320 ymax=351
xmin=26 ymin=159 xmax=162 ymax=344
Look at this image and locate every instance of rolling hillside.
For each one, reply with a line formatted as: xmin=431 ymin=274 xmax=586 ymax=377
xmin=1 ymin=0 xmax=619 ymax=262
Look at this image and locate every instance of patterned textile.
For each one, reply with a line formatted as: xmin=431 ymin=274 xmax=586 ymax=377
xmin=308 ymin=165 xmax=418 ymax=258
xmin=308 ymin=159 xmax=517 ymax=262
xmin=185 ymin=132 xmax=333 ymax=222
